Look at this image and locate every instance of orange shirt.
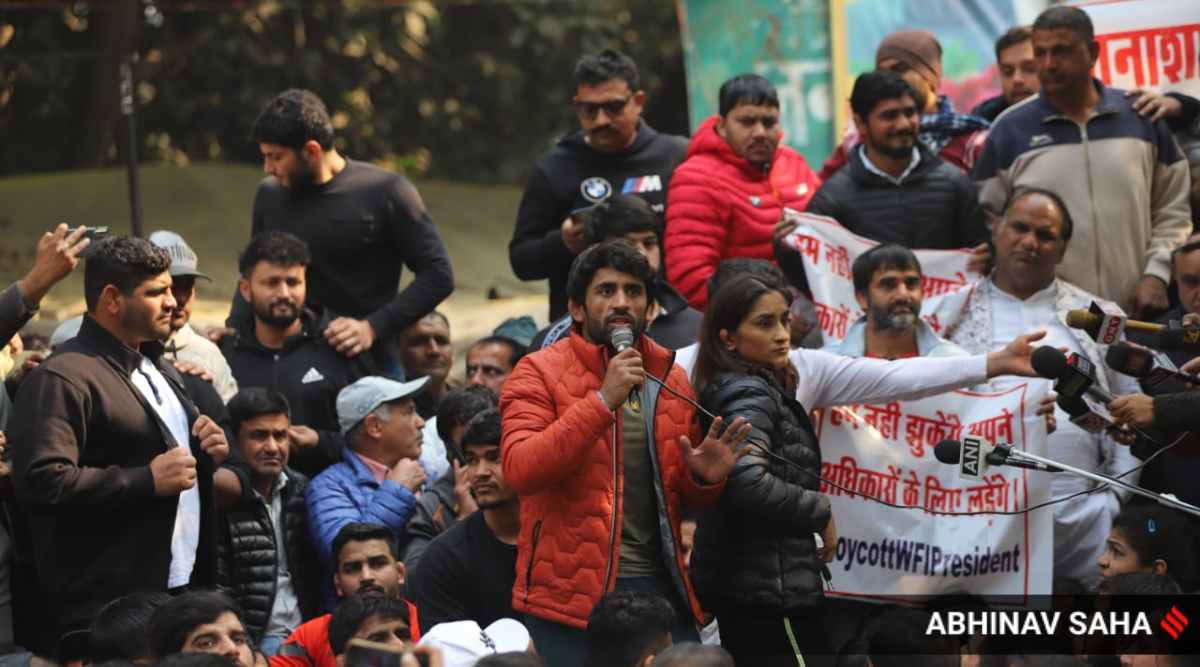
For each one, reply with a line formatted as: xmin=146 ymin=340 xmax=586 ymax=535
xmin=269 ymin=602 xmax=421 ymax=667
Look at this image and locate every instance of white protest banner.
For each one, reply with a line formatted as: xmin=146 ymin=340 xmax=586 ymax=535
xmin=781 ymin=211 xmax=978 ymax=343
xmin=814 ymin=383 xmax=1053 ymax=600
xmin=1077 ymin=0 xmax=1200 ymax=97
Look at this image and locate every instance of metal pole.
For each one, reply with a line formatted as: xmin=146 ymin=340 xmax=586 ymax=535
xmin=1010 ymin=449 xmax=1200 ymax=518
xmin=120 ymin=54 xmax=143 ymax=238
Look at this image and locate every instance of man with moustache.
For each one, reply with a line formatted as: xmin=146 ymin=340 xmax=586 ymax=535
xmin=393 ymin=312 xmax=452 ymax=422
xmin=11 ymin=236 xmax=229 ymax=637
xmin=393 ymin=312 xmax=454 ymax=482
xmin=937 ymin=188 xmax=1141 ymax=591
xmin=819 ymin=30 xmax=990 ymax=180
xmin=221 ymin=232 xmax=375 ymax=478
xmin=241 ymin=89 xmax=453 ymax=365
xmin=464 ymin=336 xmax=525 ymax=395
xmin=404 ymin=408 xmax=519 ymax=630
xmin=501 ymin=241 xmax=752 ymax=664
xmin=665 ymin=74 xmax=822 ymax=309
xmin=826 ymin=244 xmax=968 ymax=360
xmin=216 ymin=389 xmax=322 ymax=655
xmin=974 ymin=6 xmax=1191 ymax=316
xmin=510 ymin=49 xmax=688 ymax=320
xmin=307 ymin=376 xmax=429 ymax=579
xmin=272 ymin=522 xmax=421 ymax=667
xmin=801 ymin=71 xmax=984 ymax=251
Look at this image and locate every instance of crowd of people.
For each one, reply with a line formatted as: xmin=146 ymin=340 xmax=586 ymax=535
xmin=2 ymin=5 xmax=1200 ymax=667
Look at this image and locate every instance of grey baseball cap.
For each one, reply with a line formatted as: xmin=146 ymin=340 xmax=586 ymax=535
xmin=337 ymin=375 xmax=430 ymax=435
xmin=148 ymin=230 xmax=212 ymax=281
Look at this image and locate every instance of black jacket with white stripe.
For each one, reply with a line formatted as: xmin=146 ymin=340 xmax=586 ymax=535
xmin=220 ymin=308 xmax=376 ymax=478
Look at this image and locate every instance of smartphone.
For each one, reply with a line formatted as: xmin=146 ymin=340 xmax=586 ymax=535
xmin=567 ymin=204 xmax=600 ymax=224
xmin=66 ymin=225 xmax=110 ymax=241
xmin=345 ymin=639 xmax=429 ymax=667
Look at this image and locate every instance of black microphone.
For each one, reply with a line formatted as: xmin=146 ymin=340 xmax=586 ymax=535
xmin=1056 ymin=393 xmax=1113 ymax=433
xmin=1106 ymin=342 xmax=1200 ymax=394
xmin=934 ymin=438 xmax=1062 ymax=473
xmin=1031 ymin=346 xmax=1114 ymax=403
xmin=1154 ymin=321 xmax=1200 ymax=352
xmin=610 ymin=326 xmax=640 ymax=407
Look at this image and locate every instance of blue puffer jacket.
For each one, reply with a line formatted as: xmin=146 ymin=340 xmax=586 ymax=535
xmin=306 ymin=448 xmax=419 ymax=572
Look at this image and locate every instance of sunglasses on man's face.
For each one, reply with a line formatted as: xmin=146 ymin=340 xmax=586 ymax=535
xmin=573 ymin=96 xmax=631 ymax=120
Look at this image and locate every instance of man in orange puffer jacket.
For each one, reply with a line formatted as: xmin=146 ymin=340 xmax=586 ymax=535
xmin=665 ymin=74 xmax=822 ymax=310
xmin=499 ymin=242 xmax=750 ymax=666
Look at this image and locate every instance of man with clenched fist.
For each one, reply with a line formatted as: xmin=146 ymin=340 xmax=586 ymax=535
xmin=11 ymin=236 xmax=229 ymax=643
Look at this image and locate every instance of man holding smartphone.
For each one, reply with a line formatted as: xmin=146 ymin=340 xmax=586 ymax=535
xmin=509 ymin=49 xmax=687 ymax=321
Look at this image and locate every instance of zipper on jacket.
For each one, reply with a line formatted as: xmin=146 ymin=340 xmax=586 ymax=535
xmin=523 ymin=520 xmax=543 ymax=604
xmin=263 ymin=505 xmax=280 ymax=637
xmin=1078 ymin=121 xmax=1101 ymax=294
xmin=602 ymin=420 xmax=620 ymax=590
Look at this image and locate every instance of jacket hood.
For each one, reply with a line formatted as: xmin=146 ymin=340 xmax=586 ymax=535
xmin=685 ymin=115 xmax=779 ymax=180
xmin=557 ymin=120 xmax=661 ymax=155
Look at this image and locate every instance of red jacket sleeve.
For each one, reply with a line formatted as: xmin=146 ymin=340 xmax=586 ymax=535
xmin=665 ymin=164 xmax=729 ymax=310
xmin=499 ymin=355 xmax=615 ymax=495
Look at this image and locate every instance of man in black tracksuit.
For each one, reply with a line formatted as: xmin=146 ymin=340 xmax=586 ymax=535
xmin=510 ymin=49 xmax=687 ymax=320
xmin=221 ymin=232 xmax=374 ymax=479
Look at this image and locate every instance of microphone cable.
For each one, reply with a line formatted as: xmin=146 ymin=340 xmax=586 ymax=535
xmin=642 ymin=367 xmax=1192 ymax=518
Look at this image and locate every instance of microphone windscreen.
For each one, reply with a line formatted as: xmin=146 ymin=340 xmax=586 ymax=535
xmin=1031 ymin=346 xmax=1068 ymax=380
xmin=610 ymin=326 xmax=635 ymax=352
xmin=934 ymin=439 xmax=962 ymax=464
xmin=1065 ymin=309 xmax=1100 ymax=331
xmin=1105 ymin=343 xmax=1153 ymax=378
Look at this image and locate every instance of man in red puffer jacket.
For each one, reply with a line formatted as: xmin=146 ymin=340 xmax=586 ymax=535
xmin=500 ymin=241 xmax=751 ymax=667
xmin=665 ymin=74 xmax=821 ymax=310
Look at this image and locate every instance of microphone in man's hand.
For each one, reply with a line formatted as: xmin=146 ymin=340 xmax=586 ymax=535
xmin=1031 ymin=346 xmax=1114 ymax=403
xmin=1032 ymin=345 xmax=1125 ymax=432
xmin=1106 ymin=342 xmax=1200 ymax=394
xmin=610 ymin=325 xmax=640 ymax=406
xmin=1066 ymin=307 xmax=1200 ymax=351
xmin=611 ymin=326 xmax=635 ymax=353
xmin=1056 ymin=393 xmax=1113 ymax=433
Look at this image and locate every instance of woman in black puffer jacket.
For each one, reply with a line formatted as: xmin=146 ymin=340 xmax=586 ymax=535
xmin=690 ymin=274 xmax=836 ymax=666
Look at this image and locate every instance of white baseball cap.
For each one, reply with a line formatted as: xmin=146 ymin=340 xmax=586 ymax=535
xmin=417 ymin=619 xmax=532 ymax=666
xmin=336 ymin=375 xmax=430 ymax=434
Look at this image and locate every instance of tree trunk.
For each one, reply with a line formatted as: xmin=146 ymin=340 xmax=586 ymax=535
xmin=73 ymin=0 xmax=140 ymax=168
